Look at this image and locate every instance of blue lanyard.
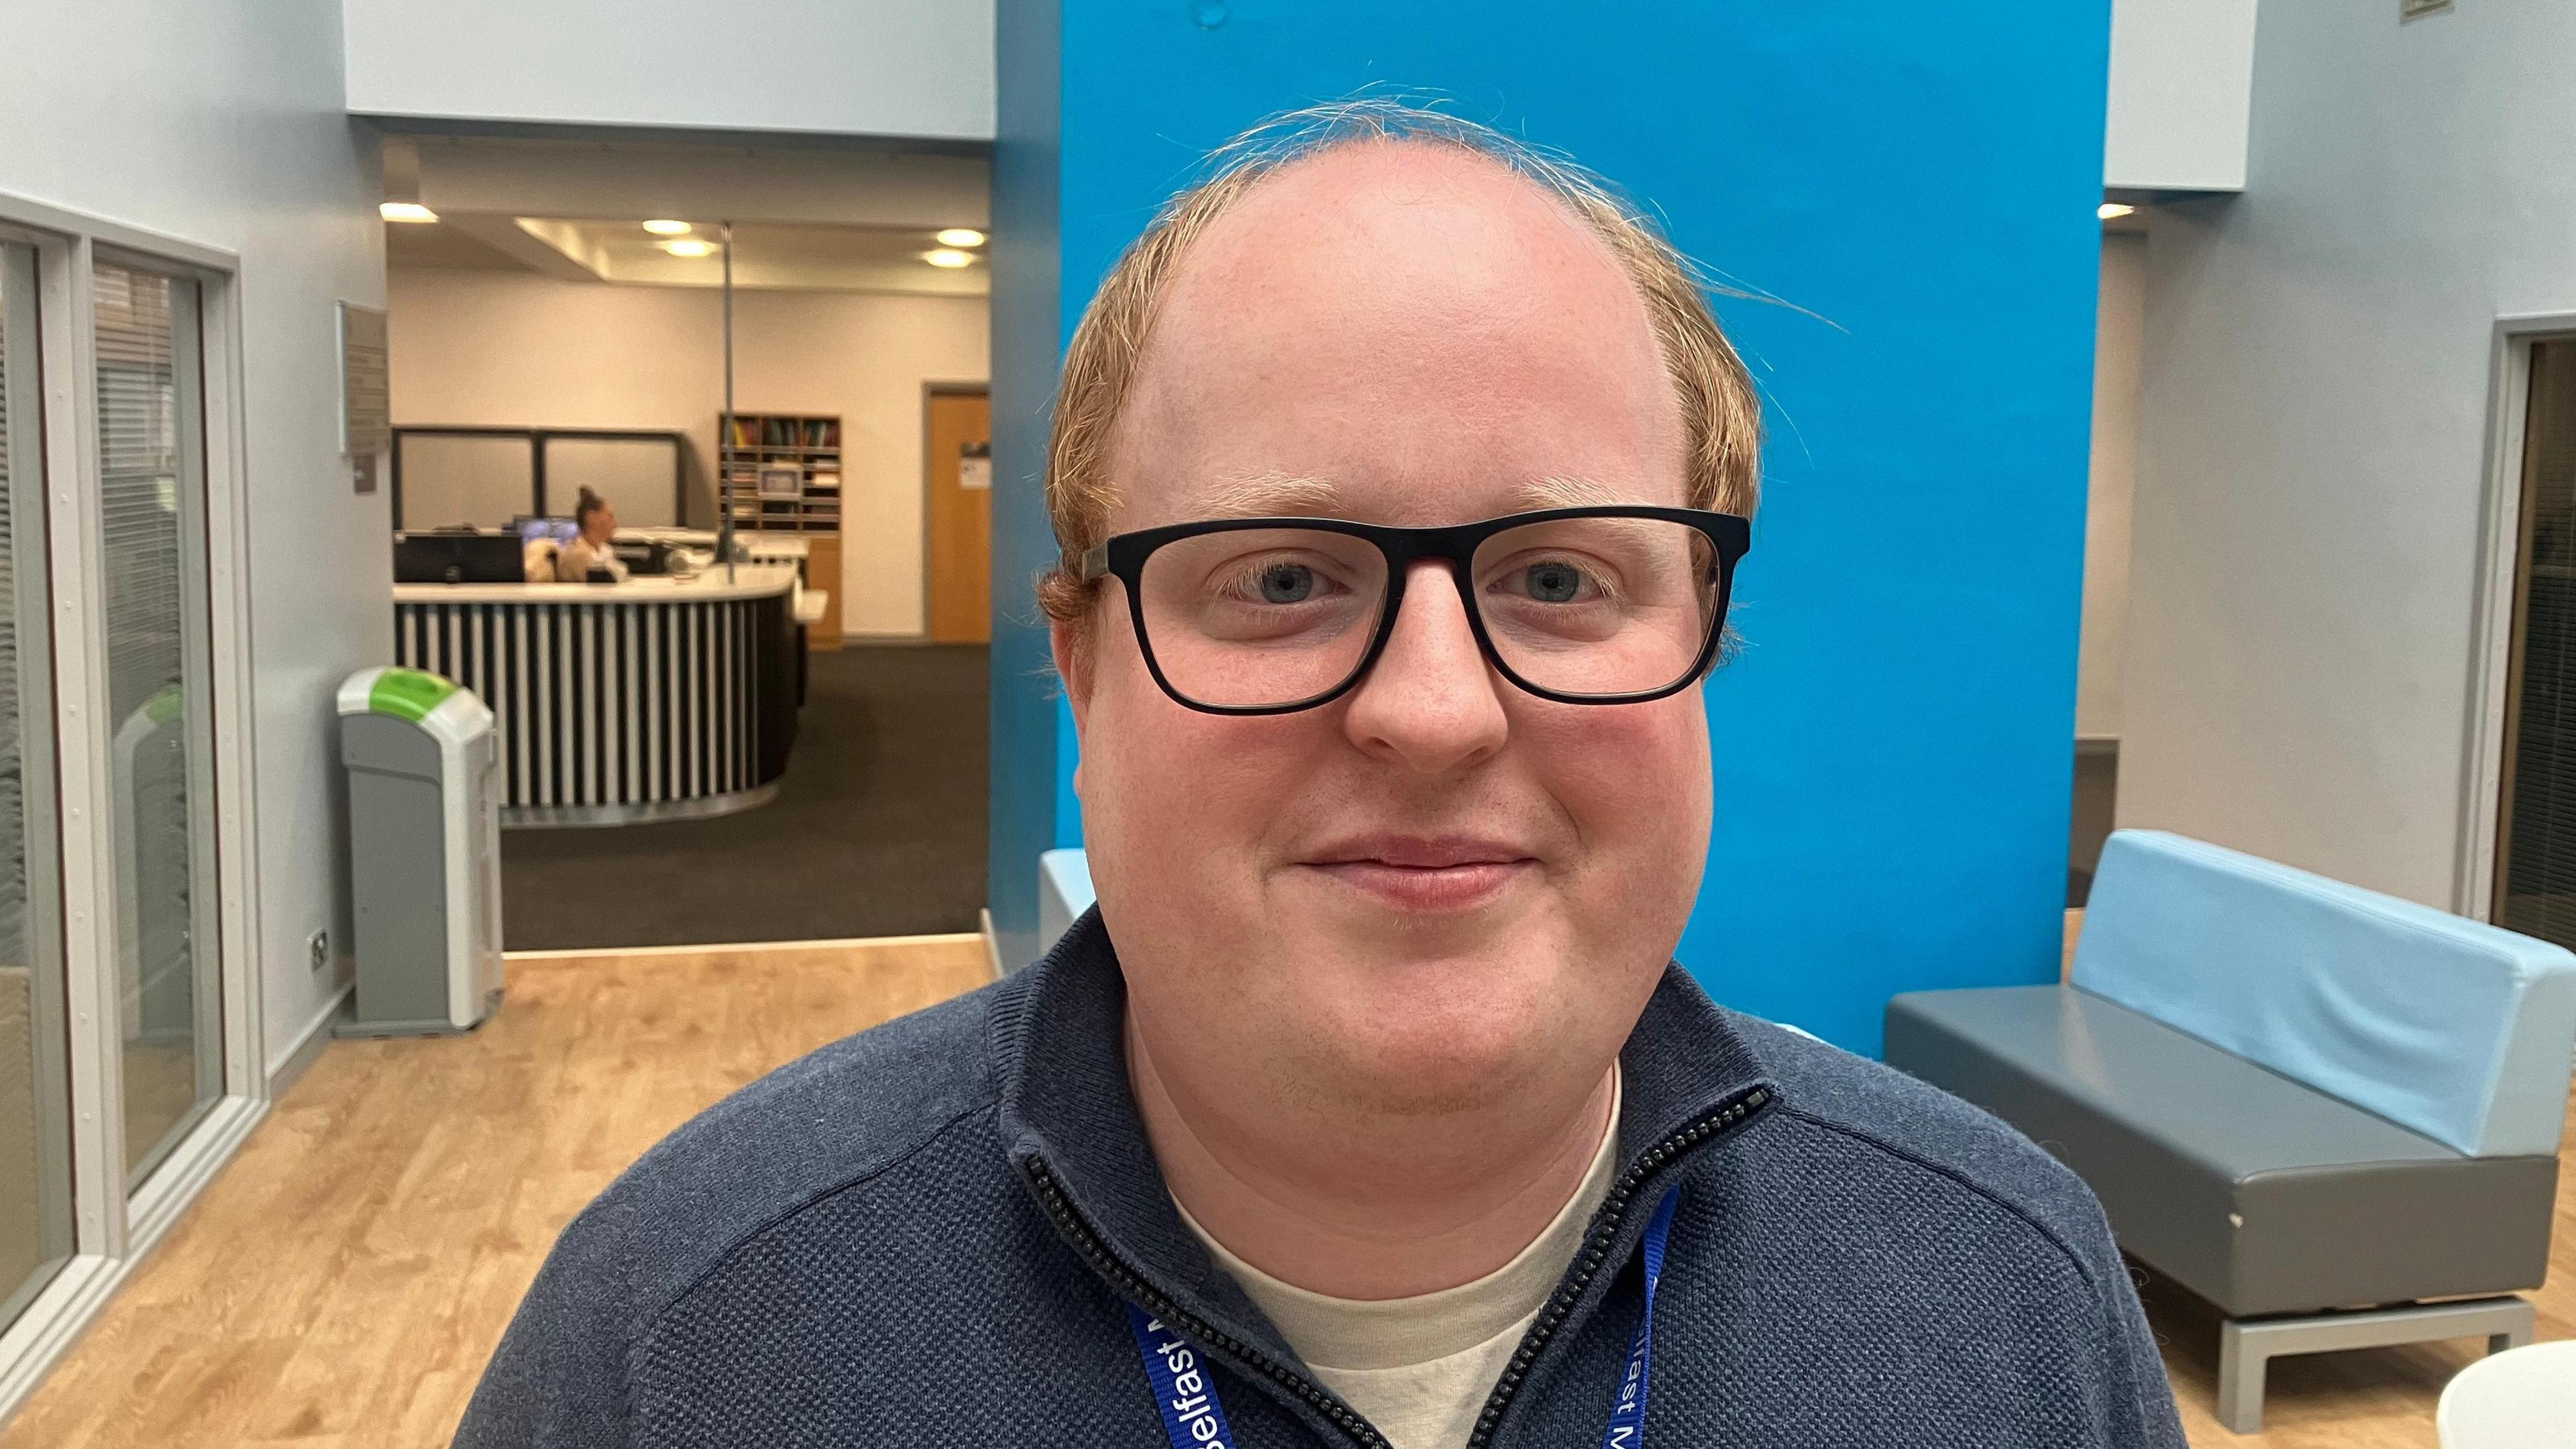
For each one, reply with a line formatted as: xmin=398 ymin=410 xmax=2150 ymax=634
xmin=1595 ymin=1184 xmax=1680 ymax=1448
xmin=1130 ymin=1307 xmax=1244 ymax=1449
xmin=1128 ymin=1184 xmax=1683 ymax=1449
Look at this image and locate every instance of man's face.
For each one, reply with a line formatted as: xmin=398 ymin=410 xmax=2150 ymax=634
xmin=1058 ymin=144 xmax=1715 ymax=1118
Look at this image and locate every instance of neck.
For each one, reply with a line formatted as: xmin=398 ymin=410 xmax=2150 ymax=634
xmin=1126 ymin=1008 xmax=1618 ymax=1301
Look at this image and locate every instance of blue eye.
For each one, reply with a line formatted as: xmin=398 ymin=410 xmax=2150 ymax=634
xmin=1257 ymin=563 xmax=1316 ymax=604
xmin=1522 ymin=561 xmax=1584 ymax=603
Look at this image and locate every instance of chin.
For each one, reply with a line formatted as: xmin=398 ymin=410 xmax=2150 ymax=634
xmin=1293 ymin=945 xmax=1566 ymax=1113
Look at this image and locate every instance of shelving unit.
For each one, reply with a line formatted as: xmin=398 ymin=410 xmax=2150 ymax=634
xmin=721 ymin=412 xmax=842 ymax=532
xmin=721 ymin=411 xmax=843 ymax=647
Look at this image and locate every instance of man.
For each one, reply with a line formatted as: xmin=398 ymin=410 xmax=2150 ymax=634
xmin=458 ymin=102 xmax=2185 ymax=1449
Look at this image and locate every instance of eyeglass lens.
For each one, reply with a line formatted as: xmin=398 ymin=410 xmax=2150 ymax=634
xmin=1134 ymin=518 xmax=1721 ymax=709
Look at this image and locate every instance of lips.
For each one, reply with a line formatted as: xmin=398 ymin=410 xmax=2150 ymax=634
xmin=1299 ymin=835 xmax=1538 ymax=912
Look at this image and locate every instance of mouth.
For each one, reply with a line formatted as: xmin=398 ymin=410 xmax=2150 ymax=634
xmin=1297 ymin=835 xmax=1540 ymax=913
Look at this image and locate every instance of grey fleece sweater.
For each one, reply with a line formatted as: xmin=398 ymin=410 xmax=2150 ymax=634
xmin=456 ymin=909 xmax=2187 ymax=1448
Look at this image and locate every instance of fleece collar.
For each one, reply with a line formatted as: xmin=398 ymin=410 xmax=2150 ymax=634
xmin=987 ymin=907 xmax=1780 ymax=1423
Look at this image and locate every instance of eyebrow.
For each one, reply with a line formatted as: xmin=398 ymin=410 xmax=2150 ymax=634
xmin=1195 ymin=471 xmax=1348 ymax=517
xmin=1511 ymin=476 xmax=1631 ymax=510
xmin=1180 ymin=472 xmax=1647 ymax=522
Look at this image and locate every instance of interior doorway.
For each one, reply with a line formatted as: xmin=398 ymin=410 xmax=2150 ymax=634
xmin=925 ymin=386 xmax=991 ymax=644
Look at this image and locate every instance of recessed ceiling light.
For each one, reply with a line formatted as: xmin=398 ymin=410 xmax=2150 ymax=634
xmin=2098 ymin=203 xmax=2136 ymax=221
xmin=662 ymin=239 xmax=716 ymax=258
xmin=923 ymin=248 xmax=975 ymax=269
xmin=642 ymin=219 xmax=694 ymax=236
xmin=935 ymin=228 xmax=987 ymax=248
xmin=380 ymin=202 xmax=439 ymax=223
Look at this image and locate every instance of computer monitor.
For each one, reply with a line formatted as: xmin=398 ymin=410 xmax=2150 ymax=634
xmin=394 ymin=531 xmax=527 ymax=584
xmin=515 ymin=516 xmax=580 ymax=546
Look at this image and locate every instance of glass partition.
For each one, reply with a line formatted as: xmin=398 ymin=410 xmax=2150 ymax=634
xmin=543 ymin=434 xmax=683 ymax=527
xmin=91 ymin=258 xmax=221 ymax=1181
xmin=1 ymin=238 xmax=73 ymax=1329
xmin=393 ymin=432 xmax=537 ymax=531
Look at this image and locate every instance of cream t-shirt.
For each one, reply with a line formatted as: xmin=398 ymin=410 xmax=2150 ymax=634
xmin=1176 ymin=1075 xmax=1621 ymax=1449
xmin=555 ymin=535 xmax=629 ymax=582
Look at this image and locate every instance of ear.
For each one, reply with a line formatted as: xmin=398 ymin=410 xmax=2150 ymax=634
xmin=1051 ymin=617 xmax=1092 ymax=737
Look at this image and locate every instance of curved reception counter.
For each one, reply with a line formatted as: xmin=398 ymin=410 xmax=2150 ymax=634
xmin=393 ymin=564 xmax=804 ymax=826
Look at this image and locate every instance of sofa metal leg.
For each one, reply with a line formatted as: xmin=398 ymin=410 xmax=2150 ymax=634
xmin=2216 ymin=1322 xmax=2267 ymax=1434
xmin=2487 ymin=1315 xmax=2534 ymax=1356
xmin=2216 ymin=1297 xmax=2534 ymax=1436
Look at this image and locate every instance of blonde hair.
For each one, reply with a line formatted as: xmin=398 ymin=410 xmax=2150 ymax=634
xmin=1034 ymin=99 xmax=1763 ymax=629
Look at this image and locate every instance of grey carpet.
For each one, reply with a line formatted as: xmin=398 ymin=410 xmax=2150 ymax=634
xmin=500 ymin=645 xmax=989 ymax=951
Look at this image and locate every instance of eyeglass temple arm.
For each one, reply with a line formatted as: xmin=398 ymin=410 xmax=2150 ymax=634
xmin=1076 ymin=544 xmax=1110 ymax=581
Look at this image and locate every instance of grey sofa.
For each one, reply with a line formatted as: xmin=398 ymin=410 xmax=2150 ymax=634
xmin=1887 ymin=829 xmax=2576 ymax=1432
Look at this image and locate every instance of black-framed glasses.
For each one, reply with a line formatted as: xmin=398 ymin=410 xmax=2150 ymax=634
xmin=1077 ymin=505 xmax=1752 ymax=715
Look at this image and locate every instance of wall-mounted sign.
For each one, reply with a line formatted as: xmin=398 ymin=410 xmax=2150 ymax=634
xmin=959 ymin=439 xmax=991 ymax=491
xmin=337 ymin=302 xmax=388 ymax=493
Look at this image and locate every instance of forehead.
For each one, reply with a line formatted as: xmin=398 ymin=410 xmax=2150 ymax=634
xmin=1109 ymin=141 xmax=1686 ymax=529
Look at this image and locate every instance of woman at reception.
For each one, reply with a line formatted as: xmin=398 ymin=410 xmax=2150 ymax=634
xmin=555 ymin=488 xmax=628 ymax=582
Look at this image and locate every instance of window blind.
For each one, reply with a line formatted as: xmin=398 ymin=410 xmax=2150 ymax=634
xmin=91 ymin=258 xmax=214 ymax=1175
xmin=1 ymin=237 xmax=74 ymax=1331
xmin=91 ymin=264 xmax=186 ymax=730
xmin=2498 ymin=339 xmax=2576 ymax=944
xmin=0 ymin=256 xmax=23 ymax=968
xmin=0 ymin=248 xmax=33 ymax=1305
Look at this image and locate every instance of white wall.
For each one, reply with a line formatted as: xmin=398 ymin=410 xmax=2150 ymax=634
xmin=2078 ymin=233 xmax=2143 ymax=741
xmin=2121 ymin=3 xmax=2576 ymax=906
xmin=2105 ymin=0 xmax=2257 ymax=191
xmin=0 ymin=1 xmax=388 ymax=1073
xmin=343 ymin=0 xmax=995 ymax=143
xmin=386 ymin=268 xmax=989 ymax=635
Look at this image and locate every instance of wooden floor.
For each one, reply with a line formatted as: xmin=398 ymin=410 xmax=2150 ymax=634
xmin=1 ymin=923 xmax=2565 ymax=1447
xmin=0 ymin=936 xmax=994 ymax=1449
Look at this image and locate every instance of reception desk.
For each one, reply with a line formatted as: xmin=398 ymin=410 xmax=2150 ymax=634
xmin=393 ymin=564 xmax=802 ymax=826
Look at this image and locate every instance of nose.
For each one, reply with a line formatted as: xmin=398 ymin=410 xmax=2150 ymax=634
xmin=1340 ymin=560 xmax=1509 ymax=773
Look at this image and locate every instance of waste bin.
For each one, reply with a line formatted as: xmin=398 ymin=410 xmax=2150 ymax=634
xmin=336 ymin=666 xmax=504 ymax=1035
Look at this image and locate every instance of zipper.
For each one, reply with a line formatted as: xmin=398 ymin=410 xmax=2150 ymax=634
xmin=1026 ymin=1079 xmax=1770 ymax=1449
xmin=1026 ymin=1157 xmax=1395 ymax=1449
xmin=1462 ymin=1082 xmax=1772 ymax=1448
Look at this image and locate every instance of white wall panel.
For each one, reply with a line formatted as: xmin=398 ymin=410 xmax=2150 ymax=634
xmin=2106 ymin=0 xmax=2257 ymax=191
xmin=343 ymin=0 xmax=996 ymax=143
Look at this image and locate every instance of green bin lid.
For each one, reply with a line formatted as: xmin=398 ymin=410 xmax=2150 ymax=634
xmin=366 ymin=667 xmax=461 ymax=722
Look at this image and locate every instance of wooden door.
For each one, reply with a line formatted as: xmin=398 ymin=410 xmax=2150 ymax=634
xmin=925 ymin=390 xmax=992 ymax=643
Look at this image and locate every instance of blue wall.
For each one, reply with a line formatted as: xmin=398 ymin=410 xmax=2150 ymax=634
xmin=991 ymin=3 xmax=2110 ymax=1053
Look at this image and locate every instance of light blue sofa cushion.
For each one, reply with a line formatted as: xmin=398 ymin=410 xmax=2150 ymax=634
xmin=1036 ymin=848 xmax=1097 ymax=962
xmin=2072 ymin=830 xmax=2576 ymax=1158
